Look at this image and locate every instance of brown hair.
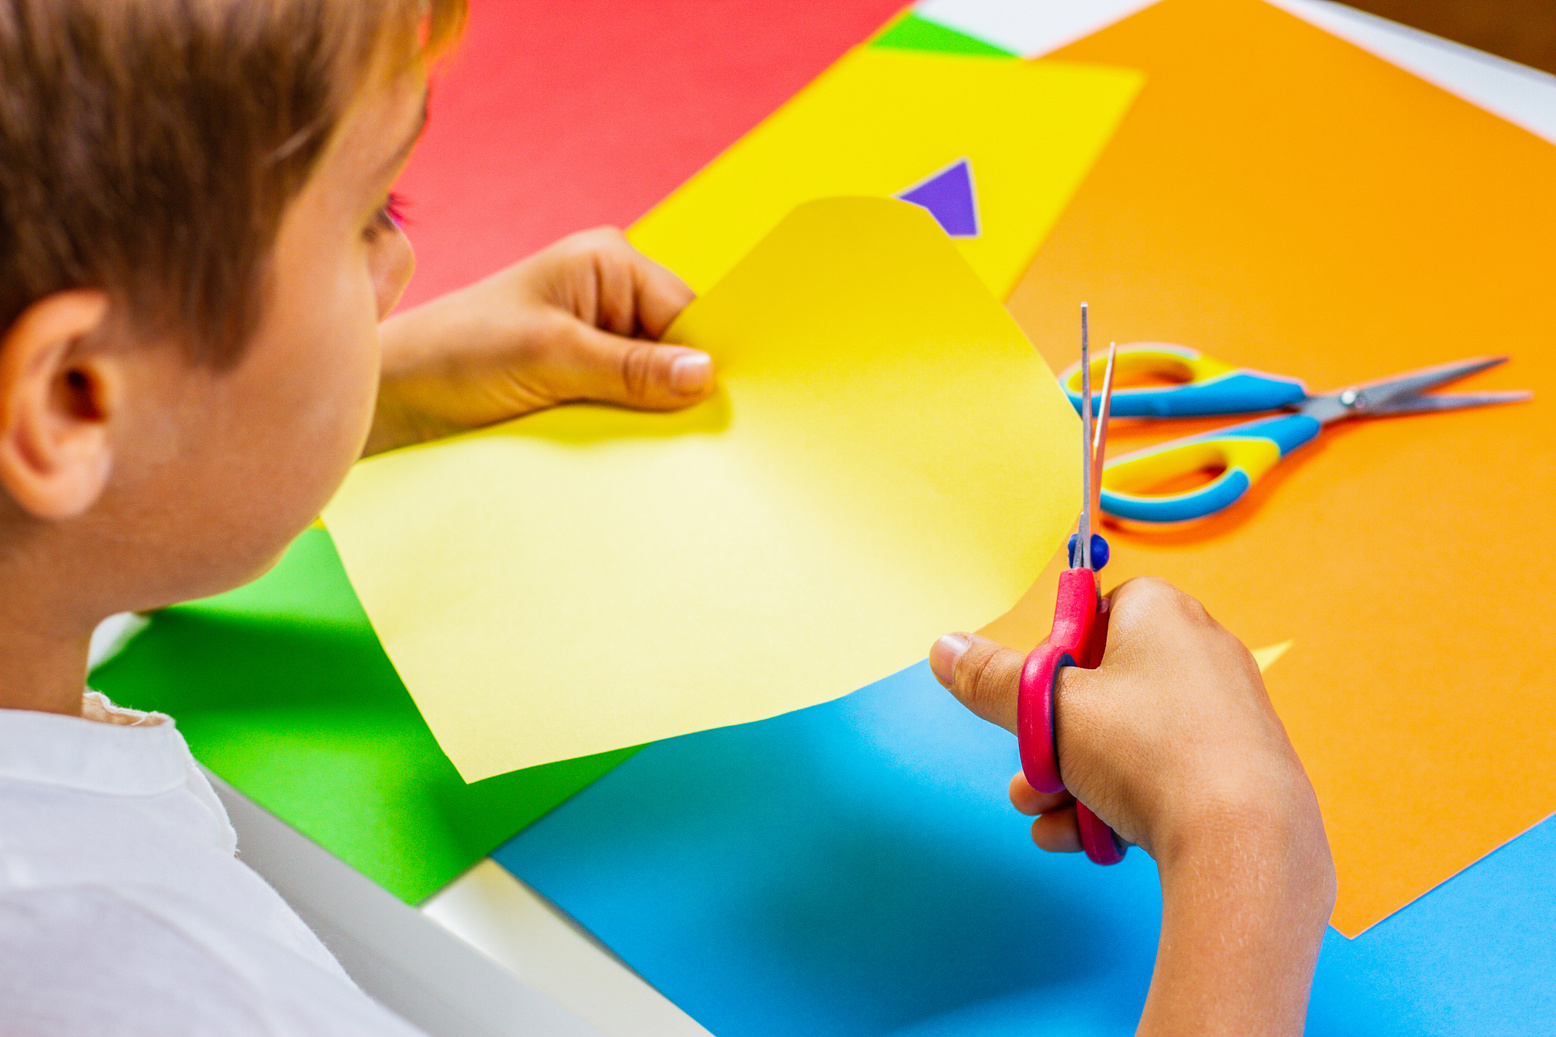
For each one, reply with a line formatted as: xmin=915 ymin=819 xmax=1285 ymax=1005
xmin=0 ymin=0 xmax=464 ymax=366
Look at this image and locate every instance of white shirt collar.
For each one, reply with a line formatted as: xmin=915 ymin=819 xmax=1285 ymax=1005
xmin=0 ymin=693 xmax=192 ymax=797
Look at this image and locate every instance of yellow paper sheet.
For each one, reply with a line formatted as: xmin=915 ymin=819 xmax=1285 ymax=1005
xmin=627 ymin=48 xmax=1142 ymax=298
xmin=1251 ymin=640 xmax=1292 ymax=673
xmin=326 ymin=198 xmax=1078 ymax=781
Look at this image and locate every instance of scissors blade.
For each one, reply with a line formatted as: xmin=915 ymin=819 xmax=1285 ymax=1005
xmin=1362 ymin=389 xmax=1533 ymax=416
xmin=1078 ymin=304 xmax=1092 ymax=570
xmin=1091 ymin=342 xmax=1117 ymax=522
xmin=1303 ymin=355 xmax=1512 ymax=423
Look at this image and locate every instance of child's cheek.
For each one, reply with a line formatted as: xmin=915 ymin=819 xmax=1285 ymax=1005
xmin=229 ymin=222 xmax=383 ymax=540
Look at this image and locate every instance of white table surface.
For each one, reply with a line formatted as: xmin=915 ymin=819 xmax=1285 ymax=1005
xmin=216 ymin=5 xmax=1556 ymax=1036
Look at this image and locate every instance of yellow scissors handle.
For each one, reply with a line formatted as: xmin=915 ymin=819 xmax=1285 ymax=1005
xmin=1099 ymin=414 xmax=1322 ymax=522
xmin=1059 ymin=344 xmax=1308 ymax=418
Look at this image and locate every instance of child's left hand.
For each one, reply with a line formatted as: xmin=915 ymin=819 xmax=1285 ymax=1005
xmin=366 ymin=227 xmax=713 ymax=455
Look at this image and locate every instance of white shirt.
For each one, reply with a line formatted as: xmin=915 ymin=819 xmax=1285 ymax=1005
xmin=0 ymin=693 xmax=426 ymax=1036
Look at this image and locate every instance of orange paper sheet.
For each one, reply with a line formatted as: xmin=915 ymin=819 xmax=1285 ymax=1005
xmin=997 ymin=0 xmax=1556 ymax=936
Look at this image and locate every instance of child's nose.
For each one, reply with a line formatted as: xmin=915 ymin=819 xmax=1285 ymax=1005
xmin=372 ymin=222 xmax=415 ymax=320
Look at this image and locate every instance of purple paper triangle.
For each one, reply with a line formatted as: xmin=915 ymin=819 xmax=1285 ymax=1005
xmin=894 ymin=157 xmax=980 ymax=238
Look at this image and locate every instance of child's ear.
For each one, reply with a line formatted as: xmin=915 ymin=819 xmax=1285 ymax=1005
xmin=0 ymin=289 xmax=116 ymax=520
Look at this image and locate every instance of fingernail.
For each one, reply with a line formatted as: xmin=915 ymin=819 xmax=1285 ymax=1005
xmin=929 ymin=633 xmax=971 ymax=687
xmin=669 ymin=352 xmax=713 ymax=394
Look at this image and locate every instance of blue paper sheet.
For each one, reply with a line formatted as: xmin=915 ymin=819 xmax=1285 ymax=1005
xmin=1306 ymin=813 xmax=1556 ymax=1035
xmin=496 ymin=663 xmax=1556 ymax=1036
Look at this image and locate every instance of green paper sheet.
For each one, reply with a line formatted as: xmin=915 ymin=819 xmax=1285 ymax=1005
xmin=871 ymin=12 xmax=1016 ymax=57
xmin=89 ymin=528 xmax=638 ymax=903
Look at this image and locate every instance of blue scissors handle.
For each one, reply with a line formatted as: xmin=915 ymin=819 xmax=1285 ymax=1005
xmin=1099 ymin=413 xmax=1322 ymax=523
xmin=1060 ymin=344 xmax=1309 ymax=418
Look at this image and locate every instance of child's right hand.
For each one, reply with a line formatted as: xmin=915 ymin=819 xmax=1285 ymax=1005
xmin=930 ymin=576 xmax=1319 ymax=863
xmin=930 ymin=576 xmax=1335 ymax=1037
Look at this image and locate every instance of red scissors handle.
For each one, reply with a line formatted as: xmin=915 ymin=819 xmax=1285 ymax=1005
xmin=1016 ymin=567 xmax=1125 ymax=866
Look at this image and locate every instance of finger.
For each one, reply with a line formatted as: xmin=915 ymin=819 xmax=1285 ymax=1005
xmin=581 ymin=228 xmax=696 ymax=339
xmin=1031 ymin=805 xmax=1083 ymax=854
xmin=929 ymin=632 xmax=1024 ymax=734
xmin=1104 ymin=575 xmax=1216 ymax=641
xmin=563 ymin=321 xmax=715 ymax=408
xmin=627 ymin=250 xmax=695 ymax=339
xmin=1008 ymin=772 xmax=1073 ymax=817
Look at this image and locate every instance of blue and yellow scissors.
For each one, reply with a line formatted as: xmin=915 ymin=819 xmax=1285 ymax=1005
xmin=1058 ymin=344 xmax=1532 ymax=523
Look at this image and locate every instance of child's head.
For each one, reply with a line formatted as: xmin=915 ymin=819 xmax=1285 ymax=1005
xmin=0 ymin=0 xmax=462 ymax=625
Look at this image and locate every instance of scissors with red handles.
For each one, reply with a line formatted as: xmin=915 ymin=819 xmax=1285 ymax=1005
xmin=1017 ymin=305 xmax=1126 ymax=866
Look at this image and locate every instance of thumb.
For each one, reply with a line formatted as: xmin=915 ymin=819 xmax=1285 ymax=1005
xmin=929 ymin=632 xmax=1025 ymax=734
xmin=562 ymin=321 xmax=715 ymax=410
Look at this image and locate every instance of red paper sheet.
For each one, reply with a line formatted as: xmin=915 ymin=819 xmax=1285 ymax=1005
xmin=395 ymin=0 xmax=911 ymax=308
